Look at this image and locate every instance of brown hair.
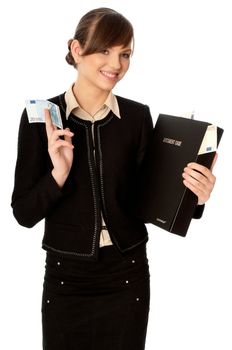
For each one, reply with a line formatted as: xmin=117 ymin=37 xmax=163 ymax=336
xmin=66 ymin=7 xmax=134 ymax=68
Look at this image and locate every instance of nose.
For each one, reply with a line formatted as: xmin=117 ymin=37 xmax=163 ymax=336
xmin=108 ymin=54 xmax=121 ymax=70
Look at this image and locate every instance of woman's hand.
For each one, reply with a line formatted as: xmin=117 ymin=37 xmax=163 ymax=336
xmin=182 ymin=153 xmax=218 ymax=205
xmin=45 ymin=109 xmax=74 ymax=188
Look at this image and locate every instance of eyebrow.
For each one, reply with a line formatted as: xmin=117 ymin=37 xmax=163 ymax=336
xmin=121 ymin=47 xmax=132 ymax=52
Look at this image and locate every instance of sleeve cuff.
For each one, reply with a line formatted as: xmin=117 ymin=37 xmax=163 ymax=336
xmin=193 ymin=204 xmax=205 ymax=219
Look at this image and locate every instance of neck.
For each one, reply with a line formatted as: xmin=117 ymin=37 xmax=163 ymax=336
xmin=73 ymin=80 xmax=110 ymax=116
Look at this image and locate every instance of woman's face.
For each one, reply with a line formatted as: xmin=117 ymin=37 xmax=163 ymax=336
xmin=76 ymin=44 xmax=132 ymax=92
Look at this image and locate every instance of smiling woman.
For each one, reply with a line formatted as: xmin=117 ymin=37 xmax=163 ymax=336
xmin=66 ymin=8 xmax=133 ymax=112
xmin=11 ymin=7 xmax=152 ymax=350
xmin=11 ymin=6 xmax=218 ymax=350
xmin=70 ymin=43 xmax=132 ymax=107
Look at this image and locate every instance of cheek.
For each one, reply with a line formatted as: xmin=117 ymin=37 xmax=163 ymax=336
xmin=121 ymin=61 xmax=130 ymax=76
xmin=79 ymin=63 xmax=94 ymax=77
xmin=125 ymin=60 xmax=130 ymax=70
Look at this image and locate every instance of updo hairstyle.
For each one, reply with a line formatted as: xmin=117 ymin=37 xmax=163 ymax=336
xmin=65 ymin=7 xmax=134 ymax=68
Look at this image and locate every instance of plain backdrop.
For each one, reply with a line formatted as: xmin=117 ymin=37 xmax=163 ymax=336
xmin=0 ymin=0 xmax=231 ymax=349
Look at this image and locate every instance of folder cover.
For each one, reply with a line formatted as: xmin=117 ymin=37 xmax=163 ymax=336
xmin=136 ymin=114 xmax=224 ymax=236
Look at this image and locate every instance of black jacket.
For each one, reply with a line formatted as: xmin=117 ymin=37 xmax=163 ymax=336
xmin=11 ymin=93 xmax=154 ymax=260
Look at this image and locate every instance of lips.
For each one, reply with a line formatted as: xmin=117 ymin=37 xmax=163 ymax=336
xmin=101 ymin=70 xmax=119 ymax=80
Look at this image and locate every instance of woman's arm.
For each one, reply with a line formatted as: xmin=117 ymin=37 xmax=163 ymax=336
xmin=11 ymin=109 xmax=72 ymax=228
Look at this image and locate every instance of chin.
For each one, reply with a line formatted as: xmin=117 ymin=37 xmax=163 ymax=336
xmin=100 ymin=83 xmax=117 ymax=92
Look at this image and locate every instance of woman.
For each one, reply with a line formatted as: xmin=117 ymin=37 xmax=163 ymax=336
xmin=11 ymin=7 xmax=216 ymax=350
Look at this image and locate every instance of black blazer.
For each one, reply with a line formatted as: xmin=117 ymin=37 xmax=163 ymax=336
xmin=11 ymin=93 xmax=153 ymax=260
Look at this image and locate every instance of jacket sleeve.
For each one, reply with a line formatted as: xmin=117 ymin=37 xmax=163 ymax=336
xmin=11 ymin=109 xmax=64 ymax=228
xmin=193 ymin=204 xmax=205 ymax=219
xmin=136 ymin=105 xmax=154 ymax=167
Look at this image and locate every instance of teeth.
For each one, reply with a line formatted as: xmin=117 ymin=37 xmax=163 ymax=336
xmin=101 ymin=71 xmax=117 ymax=78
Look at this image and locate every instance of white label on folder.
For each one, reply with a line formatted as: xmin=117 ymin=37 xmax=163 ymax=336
xmin=198 ymin=125 xmax=217 ymax=155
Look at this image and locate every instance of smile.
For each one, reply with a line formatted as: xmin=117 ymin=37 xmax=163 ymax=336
xmin=101 ymin=70 xmax=119 ymax=80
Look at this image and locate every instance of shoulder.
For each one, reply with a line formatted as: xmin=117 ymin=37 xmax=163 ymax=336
xmin=116 ymin=95 xmax=149 ymax=112
xmin=47 ymin=92 xmax=67 ymax=122
xmin=116 ymin=95 xmax=153 ymax=127
xmin=47 ymin=92 xmax=66 ymax=110
xmin=47 ymin=92 xmax=65 ymax=103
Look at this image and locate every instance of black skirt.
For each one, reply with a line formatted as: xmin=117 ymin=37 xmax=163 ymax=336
xmin=42 ymin=244 xmax=150 ymax=350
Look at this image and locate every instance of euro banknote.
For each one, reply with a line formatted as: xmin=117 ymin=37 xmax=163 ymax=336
xmin=25 ymin=100 xmax=63 ymax=129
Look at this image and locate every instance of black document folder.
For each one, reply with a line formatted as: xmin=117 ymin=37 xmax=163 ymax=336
xmin=136 ymin=114 xmax=224 ymax=236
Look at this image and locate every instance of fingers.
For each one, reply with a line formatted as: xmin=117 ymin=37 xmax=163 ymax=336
xmin=182 ymin=161 xmax=216 ymax=205
xmin=48 ymin=131 xmax=74 ymax=157
xmin=49 ymin=129 xmax=74 ymax=145
xmin=64 ymin=129 xmax=73 ymax=145
xmin=184 ymin=162 xmax=216 ymax=185
xmin=49 ymin=137 xmax=74 ymax=150
xmin=44 ymin=108 xmax=74 ymax=147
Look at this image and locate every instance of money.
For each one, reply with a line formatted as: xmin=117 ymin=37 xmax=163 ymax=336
xmin=25 ymin=100 xmax=63 ymax=129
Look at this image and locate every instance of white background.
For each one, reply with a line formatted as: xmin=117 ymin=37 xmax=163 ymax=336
xmin=0 ymin=0 xmax=231 ymax=349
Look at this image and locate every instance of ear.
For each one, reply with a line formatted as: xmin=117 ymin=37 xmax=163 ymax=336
xmin=70 ymin=40 xmax=83 ymax=64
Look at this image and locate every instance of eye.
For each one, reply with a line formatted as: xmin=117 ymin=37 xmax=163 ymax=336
xmin=100 ymin=49 xmax=109 ymax=55
xmin=121 ymin=52 xmax=131 ymax=59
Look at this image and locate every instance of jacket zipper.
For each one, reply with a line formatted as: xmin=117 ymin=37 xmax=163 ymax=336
xmin=95 ymin=116 xmax=120 ymax=249
xmin=70 ymin=117 xmax=101 ymax=257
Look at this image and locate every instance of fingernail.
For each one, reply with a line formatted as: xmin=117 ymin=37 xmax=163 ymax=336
xmin=66 ymin=128 xmax=74 ymax=135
